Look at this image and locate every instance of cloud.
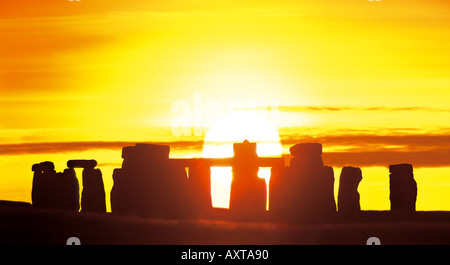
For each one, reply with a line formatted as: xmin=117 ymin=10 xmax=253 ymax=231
xmin=280 ymin=133 xmax=450 ymax=167
xmin=0 ymin=0 xmax=171 ymax=19
xmin=279 ymin=148 xmax=450 ymax=168
xmin=0 ymin=0 xmax=278 ymax=19
xmin=321 ymin=149 xmax=450 ymax=168
xmin=0 ymin=141 xmax=204 ymax=156
xmin=0 ymin=13 xmax=125 ymax=96
xmin=279 ymin=106 xmax=450 ymax=113
xmin=2 ymin=133 xmax=450 ymax=168
xmin=280 ymin=134 xmax=450 ymax=149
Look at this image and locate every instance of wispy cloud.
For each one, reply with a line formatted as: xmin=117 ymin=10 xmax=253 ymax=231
xmin=281 ymin=133 xmax=450 ymax=167
xmin=280 ymin=134 xmax=450 ymax=149
xmin=321 ymin=149 xmax=450 ymax=168
xmin=2 ymin=133 xmax=450 ymax=168
xmin=0 ymin=141 xmax=204 ymax=156
xmin=279 ymin=106 xmax=450 ymax=113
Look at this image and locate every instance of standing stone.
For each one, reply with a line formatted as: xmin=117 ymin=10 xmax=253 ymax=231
xmin=229 ymin=140 xmax=266 ymax=220
xmin=389 ymin=164 xmax=417 ymax=211
xmin=188 ymin=163 xmax=212 ymax=218
xmin=81 ymin=168 xmax=106 ymax=213
xmin=67 ymin=159 xmax=105 ymax=213
xmin=32 ymin=161 xmax=56 ymax=209
xmin=31 ymin=161 xmax=79 ymax=211
xmin=57 ymin=168 xmax=80 ymax=211
xmin=289 ymin=143 xmax=324 ymax=170
xmin=67 ymin=159 xmax=97 ymax=169
xmin=270 ymin=143 xmax=336 ymax=222
xmin=268 ymin=166 xmax=290 ymax=217
xmin=111 ymin=143 xmax=193 ymax=219
xmin=338 ymin=166 xmax=362 ymax=213
xmin=110 ymin=168 xmax=129 ymax=215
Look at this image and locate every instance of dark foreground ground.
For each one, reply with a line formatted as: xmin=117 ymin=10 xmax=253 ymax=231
xmin=0 ymin=201 xmax=449 ymax=245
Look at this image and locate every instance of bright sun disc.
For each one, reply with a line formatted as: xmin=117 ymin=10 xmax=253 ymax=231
xmin=203 ymin=111 xmax=282 ymax=209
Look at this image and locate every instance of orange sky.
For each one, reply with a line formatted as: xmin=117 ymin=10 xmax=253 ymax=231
xmin=0 ymin=0 xmax=449 ymax=211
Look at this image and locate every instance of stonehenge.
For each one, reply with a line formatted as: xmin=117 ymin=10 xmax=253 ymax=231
xmin=30 ymin=142 xmax=420 ymax=221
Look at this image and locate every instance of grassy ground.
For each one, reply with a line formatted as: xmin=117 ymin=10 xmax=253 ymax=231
xmin=0 ymin=202 xmax=449 ymax=245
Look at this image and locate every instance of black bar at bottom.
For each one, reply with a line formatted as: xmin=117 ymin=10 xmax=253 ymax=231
xmin=18 ymin=245 xmax=446 ymax=264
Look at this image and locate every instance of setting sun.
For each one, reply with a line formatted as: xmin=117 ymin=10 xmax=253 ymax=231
xmin=203 ymin=111 xmax=282 ymax=209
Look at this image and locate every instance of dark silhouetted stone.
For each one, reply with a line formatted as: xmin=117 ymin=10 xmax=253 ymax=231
xmin=270 ymin=143 xmax=336 ymax=222
xmin=321 ymin=166 xmax=337 ymax=213
xmin=122 ymin=143 xmax=170 ymax=161
xmin=56 ymin=168 xmax=79 ymax=211
xmin=111 ymin=143 xmax=192 ymax=219
xmin=81 ymin=168 xmax=106 ymax=213
xmin=110 ymin=168 xmax=128 ymax=215
xmin=269 ymin=165 xmax=293 ymax=217
xmin=229 ymin=140 xmax=267 ymax=220
xmin=67 ymin=159 xmax=97 ymax=169
xmin=31 ymin=162 xmax=79 ymax=211
xmin=289 ymin=143 xmax=322 ymax=158
xmin=188 ymin=164 xmax=212 ymax=218
xmin=32 ymin=161 xmax=57 ymax=209
xmin=338 ymin=166 xmax=362 ymax=213
xmin=66 ymin=159 xmax=105 ymax=212
xmin=32 ymin=161 xmax=55 ymax=172
xmin=289 ymin=143 xmax=324 ymax=170
xmin=389 ymin=163 xmax=417 ymax=211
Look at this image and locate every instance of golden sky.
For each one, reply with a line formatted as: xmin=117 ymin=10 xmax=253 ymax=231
xmin=0 ymin=0 xmax=449 ymax=210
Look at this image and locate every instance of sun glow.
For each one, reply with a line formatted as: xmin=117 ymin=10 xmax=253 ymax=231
xmin=202 ymin=111 xmax=282 ymax=209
